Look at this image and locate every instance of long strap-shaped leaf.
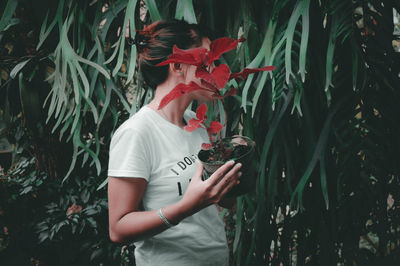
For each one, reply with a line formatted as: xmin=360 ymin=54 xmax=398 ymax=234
xmin=290 ymin=98 xmax=345 ymax=210
xmin=324 ymin=15 xmax=338 ymax=105
xmin=62 ymin=121 xmax=101 ymax=183
xmin=258 ymin=92 xmax=293 ymax=205
xmin=143 ymin=0 xmax=162 ymax=21
xmin=250 ymin=92 xmax=292 ymax=264
xmin=299 ymin=4 xmax=310 ymax=82
xmin=0 ymin=0 xmax=18 ymax=32
xmin=320 ymin=152 xmax=329 ymax=210
xmin=240 ymin=21 xmax=276 ymax=113
xmin=36 ymin=0 xmax=65 ymax=50
xmin=110 ymin=0 xmax=137 ymax=79
xmin=250 ymin=20 xmax=277 ymax=117
xmin=284 ymin=0 xmax=310 ymax=85
xmin=175 ymin=0 xmax=197 ymax=24
xmin=99 ymin=0 xmax=128 ymax=42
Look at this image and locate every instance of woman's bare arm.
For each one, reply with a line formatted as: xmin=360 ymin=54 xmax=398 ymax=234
xmin=108 ymin=176 xmax=192 ymax=243
xmin=108 ymin=160 xmax=242 ymax=243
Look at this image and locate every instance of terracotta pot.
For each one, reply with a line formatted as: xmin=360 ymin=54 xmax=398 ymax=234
xmin=198 ymin=136 xmax=256 ymax=197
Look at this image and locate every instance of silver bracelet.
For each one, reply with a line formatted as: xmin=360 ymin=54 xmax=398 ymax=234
xmin=158 ymin=208 xmax=175 ymax=228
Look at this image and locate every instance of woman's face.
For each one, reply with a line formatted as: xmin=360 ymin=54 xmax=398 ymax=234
xmin=182 ymin=38 xmax=218 ymax=102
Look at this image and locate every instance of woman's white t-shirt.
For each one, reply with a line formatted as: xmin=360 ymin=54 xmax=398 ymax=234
xmin=108 ymin=105 xmax=229 ymax=266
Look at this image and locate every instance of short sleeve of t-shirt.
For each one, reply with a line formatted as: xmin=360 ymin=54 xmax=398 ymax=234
xmin=108 ymin=127 xmax=151 ymax=180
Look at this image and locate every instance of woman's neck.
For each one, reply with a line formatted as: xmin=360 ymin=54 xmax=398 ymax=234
xmin=150 ymin=82 xmax=192 ymax=129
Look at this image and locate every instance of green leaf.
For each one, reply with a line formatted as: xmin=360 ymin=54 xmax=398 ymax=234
xmin=284 ymin=0 xmax=310 ymax=84
xmin=97 ymin=80 xmax=111 ymax=127
xmin=233 ymin=196 xmax=243 ymax=252
xmin=251 ymin=71 xmax=268 ymax=118
xmin=109 ymin=78 xmax=132 ymax=114
xmin=90 ymin=248 xmax=103 ymax=261
xmin=0 ymin=0 xmax=18 ymax=32
xmin=2 ymin=17 xmax=19 ymax=31
xmin=97 ymin=177 xmax=108 ymax=191
xmin=241 ymin=19 xmax=277 ymax=113
xmin=291 ymin=81 xmax=303 ymax=116
xmin=75 ymin=62 xmax=90 ymax=98
xmin=78 ymin=86 xmax=99 ymax=124
xmin=77 ymin=56 xmax=110 ymax=80
xmin=108 ymin=0 xmax=137 ymax=77
xmin=266 ymin=144 xmax=280 ymax=208
xmin=99 ymin=0 xmax=128 ymax=41
xmin=175 ymin=0 xmax=197 ymax=24
xmin=290 ymin=98 xmax=344 ymax=210
xmin=217 ymin=99 xmax=226 ymax=137
xmin=68 ymin=61 xmax=80 ymax=105
xmin=250 ymin=19 xmax=277 ymax=117
xmin=325 ymin=15 xmax=339 ymax=105
xmin=80 ymin=189 xmax=90 ymax=203
xmin=144 ymin=0 xmax=162 ymax=21
xmin=320 ymin=155 xmax=329 ymax=210
xmin=20 ymin=185 xmax=33 ymax=195
xmin=62 ymin=131 xmax=79 ymax=183
xmin=126 ymin=44 xmax=137 ymax=84
xmin=299 ymin=5 xmax=309 ymax=82
xmin=10 ymin=60 xmax=31 ymax=80
xmin=36 ymin=0 xmax=65 ymax=49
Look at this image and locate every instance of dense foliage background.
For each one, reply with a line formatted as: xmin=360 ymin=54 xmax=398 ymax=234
xmin=0 ymin=0 xmax=399 ymax=265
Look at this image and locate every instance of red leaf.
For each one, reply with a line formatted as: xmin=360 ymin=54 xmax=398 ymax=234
xmin=157 ymin=46 xmax=208 ymax=66
xmin=200 ymin=79 xmax=219 ymax=94
xmin=207 ymin=121 xmax=223 ymax=133
xmin=184 ymin=118 xmax=203 ymax=132
xmin=229 ymin=66 xmax=275 ymax=81
xmin=196 ymin=103 xmax=207 ymax=120
xmin=207 ymin=37 xmax=246 ymax=64
xmin=206 ymin=86 xmax=237 ymax=100
xmin=173 ymin=46 xmax=208 ymax=65
xmin=196 ymin=64 xmax=230 ymax=90
xmin=158 ymin=82 xmax=203 ymax=109
xmin=212 ymin=64 xmax=230 ymax=89
xmin=201 ymin=143 xmax=212 ymax=150
xmin=196 ymin=67 xmax=216 ymax=88
xmin=184 ymin=104 xmax=208 ymax=132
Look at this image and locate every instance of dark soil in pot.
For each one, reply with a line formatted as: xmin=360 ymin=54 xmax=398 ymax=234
xmin=198 ymin=136 xmax=256 ymax=197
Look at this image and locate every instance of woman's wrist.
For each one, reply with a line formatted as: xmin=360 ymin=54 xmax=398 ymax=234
xmin=161 ymin=200 xmax=193 ymax=225
xmin=158 ymin=208 xmax=176 ymax=227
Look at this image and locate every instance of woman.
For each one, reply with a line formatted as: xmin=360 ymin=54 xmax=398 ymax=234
xmin=107 ymin=20 xmax=242 ymax=266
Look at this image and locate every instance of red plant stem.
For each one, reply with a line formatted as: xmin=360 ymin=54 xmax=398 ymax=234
xmin=221 ymin=98 xmax=228 ymax=128
xmin=208 ymin=97 xmax=228 ymax=151
xmin=217 ymin=131 xmax=224 ymax=151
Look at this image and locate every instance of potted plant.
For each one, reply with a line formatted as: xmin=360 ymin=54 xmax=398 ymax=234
xmin=157 ymin=37 xmax=274 ymax=196
xmin=198 ymin=135 xmax=256 ymax=197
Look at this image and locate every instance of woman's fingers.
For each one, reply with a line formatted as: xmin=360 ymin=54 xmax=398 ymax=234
xmin=214 ymin=164 xmax=242 ymax=193
xmin=183 ymin=160 xmax=241 ymax=209
xmin=208 ymin=161 xmax=242 ymax=194
xmin=207 ymin=160 xmax=235 ymax=186
xmin=219 ymin=172 xmax=241 ymax=197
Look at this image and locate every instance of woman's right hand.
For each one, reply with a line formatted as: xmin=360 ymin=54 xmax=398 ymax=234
xmin=179 ymin=160 xmax=242 ymax=216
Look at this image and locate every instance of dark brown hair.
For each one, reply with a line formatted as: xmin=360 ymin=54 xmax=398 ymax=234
xmin=135 ymin=19 xmax=210 ymax=89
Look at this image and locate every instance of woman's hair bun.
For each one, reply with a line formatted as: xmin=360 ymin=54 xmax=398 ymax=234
xmin=128 ymin=30 xmax=151 ymax=51
xmin=136 ymin=19 xmax=208 ymax=89
xmin=128 ymin=22 xmax=162 ymax=51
